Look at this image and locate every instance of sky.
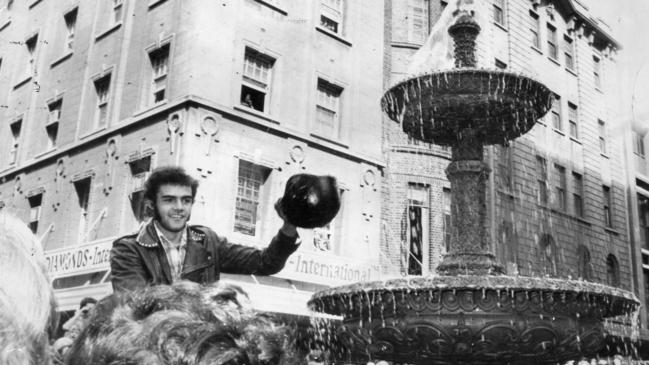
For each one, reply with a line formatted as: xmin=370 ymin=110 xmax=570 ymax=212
xmin=589 ymin=0 xmax=649 ymax=128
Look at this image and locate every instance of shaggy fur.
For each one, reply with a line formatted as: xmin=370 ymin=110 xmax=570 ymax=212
xmin=0 ymin=213 xmax=57 ymax=365
xmin=66 ymin=281 xmax=305 ymax=365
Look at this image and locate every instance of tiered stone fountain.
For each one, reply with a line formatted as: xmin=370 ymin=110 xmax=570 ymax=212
xmin=308 ymin=11 xmax=639 ymax=365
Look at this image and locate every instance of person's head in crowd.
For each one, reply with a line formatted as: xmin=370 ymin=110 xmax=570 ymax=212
xmin=0 ymin=212 xmax=57 ymax=365
xmin=142 ymin=166 xmax=199 ymax=227
xmin=66 ymin=281 xmax=304 ymax=365
xmin=61 ymin=297 xmax=97 ymax=340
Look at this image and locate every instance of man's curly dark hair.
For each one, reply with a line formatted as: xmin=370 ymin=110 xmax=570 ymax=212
xmin=143 ymin=166 xmax=199 ymax=202
xmin=65 ymin=281 xmax=305 ymax=365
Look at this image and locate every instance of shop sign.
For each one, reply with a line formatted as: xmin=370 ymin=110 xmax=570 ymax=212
xmin=275 ymin=249 xmax=380 ymax=286
xmin=44 ymin=238 xmax=114 ymax=277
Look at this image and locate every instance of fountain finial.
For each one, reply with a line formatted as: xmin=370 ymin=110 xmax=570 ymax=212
xmin=448 ymin=10 xmax=480 ymax=68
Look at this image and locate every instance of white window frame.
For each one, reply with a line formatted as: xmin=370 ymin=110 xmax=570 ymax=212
xmin=564 ymin=34 xmax=574 ymax=71
xmin=148 ymin=44 xmax=170 ymax=105
xmin=598 ymin=119 xmax=607 ymax=154
xmin=64 ymin=8 xmax=77 ymax=52
xmin=233 ymin=160 xmax=271 ymax=238
xmin=241 ymin=47 xmax=275 ymax=113
xmin=93 ymin=74 xmax=111 ymax=128
xmin=407 ymin=183 xmax=430 ymax=275
xmin=568 ymin=102 xmax=578 ymax=139
xmin=547 ymin=23 xmax=558 ymax=60
xmin=634 ymin=132 xmax=646 ymax=158
xmin=112 ymin=0 xmax=124 ymax=24
xmin=408 ymin=0 xmax=429 ymax=43
xmin=9 ymin=118 xmax=22 ymax=165
xmin=315 ymin=78 xmax=343 ymax=139
xmin=493 ymin=0 xmax=505 ymax=26
xmin=320 ymin=0 xmax=344 ymax=35
xmin=550 ymin=94 xmax=561 ymax=130
xmin=593 ymin=56 xmax=602 ymax=89
xmin=25 ymin=34 xmax=38 ymax=77
xmin=530 ymin=11 xmax=541 ymax=49
xmin=28 ymin=193 xmax=43 ymax=233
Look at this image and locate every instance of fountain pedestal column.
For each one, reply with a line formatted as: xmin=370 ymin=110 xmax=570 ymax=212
xmin=436 ymin=129 xmax=504 ymax=275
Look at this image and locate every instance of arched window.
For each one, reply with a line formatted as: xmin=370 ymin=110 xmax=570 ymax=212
xmin=576 ymin=245 xmax=592 ymax=280
xmin=539 ymin=234 xmax=556 ymax=276
xmin=606 ymin=254 xmax=620 ymax=287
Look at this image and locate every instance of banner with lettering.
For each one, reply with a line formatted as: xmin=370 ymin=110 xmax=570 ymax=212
xmin=44 ymin=238 xmax=115 ymax=278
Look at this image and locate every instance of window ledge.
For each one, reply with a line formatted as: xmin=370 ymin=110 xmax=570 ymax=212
xmin=531 ymin=46 xmax=543 ymax=55
xmin=51 ymin=51 xmax=73 ymax=68
xmin=496 ymin=188 xmax=516 ymax=198
xmin=252 ymin=0 xmax=287 ymax=15
xmin=494 ymin=21 xmax=508 ymax=32
xmin=0 ymin=18 xmax=11 ymax=32
xmin=95 ymin=22 xmax=122 ymax=42
xmin=234 ymin=104 xmax=279 ymax=124
xmin=34 ymin=147 xmax=57 ymax=158
xmin=148 ymin=0 xmax=168 ymax=9
xmin=29 ymin=0 xmax=42 ymax=9
xmin=0 ymin=164 xmax=16 ymax=174
xmin=604 ymin=226 xmax=621 ymax=235
xmin=548 ymin=56 xmax=561 ymax=66
xmin=391 ymin=41 xmax=424 ymax=50
xmin=536 ymin=120 xmax=546 ymax=126
xmin=553 ymin=128 xmax=565 ymax=136
xmin=79 ymin=126 xmax=107 ymax=140
xmin=13 ymin=75 xmax=32 ymax=89
xmin=133 ymin=100 xmax=169 ymax=117
xmin=310 ymin=133 xmax=349 ymax=149
xmin=600 ymin=153 xmax=610 ymax=159
xmin=569 ymin=136 xmax=582 ymax=144
xmin=595 ymin=87 xmax=604 ymax=94
xmin=315 ymin=26 xmax=352 ymax=47
xmin=634 ymin=152 xmax=646 ymax=159
xmin=566 ymin=67 xmax=577 ymax=76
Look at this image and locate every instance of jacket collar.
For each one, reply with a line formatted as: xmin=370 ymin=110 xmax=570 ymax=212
xmin=135 ymin=220 xmax=205 ymax=248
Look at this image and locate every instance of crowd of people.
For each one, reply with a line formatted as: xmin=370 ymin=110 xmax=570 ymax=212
xmin=0 ymin=166 xmax=329 ymax=364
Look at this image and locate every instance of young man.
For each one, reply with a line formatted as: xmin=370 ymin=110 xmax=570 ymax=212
xmin=110 ymin=166 xmax=300 ymax=292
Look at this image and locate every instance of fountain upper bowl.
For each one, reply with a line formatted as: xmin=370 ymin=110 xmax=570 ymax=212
xmin=381 ymin=69 xmax=553 ymax=146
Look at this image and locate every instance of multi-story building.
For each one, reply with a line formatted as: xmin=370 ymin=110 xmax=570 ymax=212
xmin=0 ymin=0 xmax=385 ymax=323
xmin=382 ymin=0 xmax=634 ymax=341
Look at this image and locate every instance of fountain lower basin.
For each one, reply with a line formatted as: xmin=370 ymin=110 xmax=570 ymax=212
xmin=309 ymin=275 xmax=638 ymax=365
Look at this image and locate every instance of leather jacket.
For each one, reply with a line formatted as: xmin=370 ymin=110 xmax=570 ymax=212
xmin=110 ymin=220 xmax=300 ymax=292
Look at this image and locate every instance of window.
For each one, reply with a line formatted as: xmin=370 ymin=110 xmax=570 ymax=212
xmin=112 ymin=0 xmax=123 ymax=24
xmin=593 ymin=56 xmax=601 ymax=89
xmin=572 ymin=172 xmax=583 ymax=218
xmin=25 ymin=34 xmax=38 ymax=76
xmin=577 ymin=245 xmax=592 ymax=281
xmin=234 ymin=160 xmax=271 ymax=236
xmin=550 ymin=94 xmax=561 ymax=130
xmin=536 ymin=156 xmax=548 ymax=204
xmin=73 ymin=177 xmax=91 ymax=243
xmin=46 ymin=122 xmax=59 ymax=150
xmin=564 ymin=35 xmax=574 ymax=71
xmin=320 ymin=0 xmax=344 ymax=35
xmin=313 ymin=189 xmax=344 ymax=253
xmin=315 ymin=78 xmax=343 ymax=139
xmin=240 ymin=47 xmax=275 ymax=113
xmin=408 ymin=0 xmax=429 ymax=43
xmin=547 ymin=24 xmax=558 ymax=60
xmin=603 ymin=185 xmax=612 ymax=227
xmin=28 ymin=194 xmax=42 ymax=234
xmin=128 ymin=155 xmax=152 ymax=222
xmin=94 ymin=74 xmax=111 ymax=128
xmin=497 ymin=146 xmax=512 ymax=190
xmin=442 ymin=187 xmax=451 ymax=252
xmin=606 ymin=254 xmax=620 ymax=287
xmin=634 ymin=132 xmax=646 ymax=157
xmin=148 ymin=45 xmax=169 ymax=104
xmin=568 ymin=102 xmax=578 ymax=139
xmin=598 ymin=120 xmax=607 ymax=154
xmin=493 ymin=0 xmax=505 ymax=26
xmin=64 ymin=8 xmax=77 ymax=52
xmin=539 ymin=234 xmax=556 ymax=276
xmin=9 ymin=119 xmax=21 ymax=164
xmin=639 ymin=194 xmax=649 ymax=250
xmin=407 ymin=183 xmax=429 ymax=275
xmin=554 ymin=164 xmax=566 ymax=211
xmin=48 ymin=99 xmax=62 ymax=124
xmin=495 ymin=58 xmax=507 ymax=70
xmin=530 ymin=11 xmax=541 ymax=49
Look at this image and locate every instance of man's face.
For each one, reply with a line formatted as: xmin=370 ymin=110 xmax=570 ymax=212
xmin=153 ymin=184 xmax=194 ymax=233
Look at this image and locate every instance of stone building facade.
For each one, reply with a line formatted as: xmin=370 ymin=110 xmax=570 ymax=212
xmin=382 ymin=0 xmax=630 ymax=292
xmin=0 ymin=0 xmax=384 ymax=315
